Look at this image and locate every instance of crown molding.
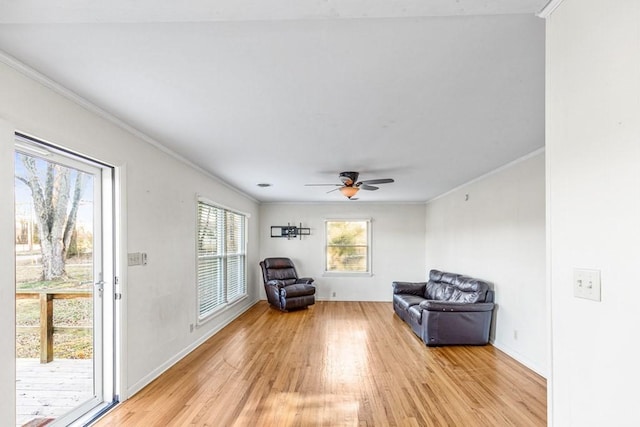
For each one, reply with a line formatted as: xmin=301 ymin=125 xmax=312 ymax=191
xmin=0 ymin=50 xmax=258 ymax=204
xmin=426 ymin=147 xmax=546 ymax=204
xmin=536 ymin=0 xmax=566 ymax=18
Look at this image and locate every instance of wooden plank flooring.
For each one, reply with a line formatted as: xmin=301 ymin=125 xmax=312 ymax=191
xmin=93 ymin=301 xmax=546 ymax=426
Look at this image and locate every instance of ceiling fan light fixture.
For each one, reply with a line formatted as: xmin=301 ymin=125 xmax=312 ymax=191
xmin=340 ymin=186 xmax=359 ymax=199
xmin=305 ymin=171 xmax=394 ymax=200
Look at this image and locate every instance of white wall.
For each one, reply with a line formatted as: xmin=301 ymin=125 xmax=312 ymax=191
xmin=424 ymin=151 xmax=547 ymax=375
xmin=0 ymin=58 xmax=261 ymax=422
xmin=259 ymin=203 xmax=426 ymax=301
xmin=546 ymin=1 xmax=640 ymax=425
xmin=0 ymin=118 xmax=17 ymax=422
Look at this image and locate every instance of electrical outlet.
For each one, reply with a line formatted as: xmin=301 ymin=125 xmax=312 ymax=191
xmin=574 ymin=269 xmax=601 ymax=301
xmin=189 ymin=324 xmax=194 ymax=333
xmin=332 ymin=292 xmax=336 ymax=297
xmin=513 ymin=330 xmax=518 ymax=340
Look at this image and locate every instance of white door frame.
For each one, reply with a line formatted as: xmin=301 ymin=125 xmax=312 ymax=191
xmin=14 ymin=133 xmax=120 ymax=425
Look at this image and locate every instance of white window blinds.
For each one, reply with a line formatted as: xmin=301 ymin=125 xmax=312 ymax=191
xmin=197 ymin=200 xmax=247 ymax=322
xmin=225 ymin=211 xmax=246 ymax=302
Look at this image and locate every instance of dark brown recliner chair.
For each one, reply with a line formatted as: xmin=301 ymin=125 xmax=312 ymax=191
xmin=260 ymin=258 xmax=316 ymax=311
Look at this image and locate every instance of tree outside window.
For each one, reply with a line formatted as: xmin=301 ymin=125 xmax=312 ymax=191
xmin=15 ymin=153 xmax=89 ymax=281
xmin=325 ymin=220 xmax=370 ymax=273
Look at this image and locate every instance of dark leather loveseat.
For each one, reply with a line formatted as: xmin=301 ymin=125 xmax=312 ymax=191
xmin=392 ymin=269 xmax=495 ymax=346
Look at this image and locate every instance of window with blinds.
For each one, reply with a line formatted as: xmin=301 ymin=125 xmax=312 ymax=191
xmin=197 ymin=199 xmax=247 ymax=323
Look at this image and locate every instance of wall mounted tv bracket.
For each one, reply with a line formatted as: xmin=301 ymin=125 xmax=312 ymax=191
xmin=270 ymin=223 xmax=310 ymax=240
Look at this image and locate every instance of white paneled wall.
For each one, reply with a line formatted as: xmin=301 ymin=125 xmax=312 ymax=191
xmin=546 ymin=0 xmax=640 ymax=425
xmin=0 ymin=61 xmax=261 ymax=417
xmin=425 ymin=151 xmax=547 ymax=375
xmin=259 ymin=203 xmax=426 ymax=302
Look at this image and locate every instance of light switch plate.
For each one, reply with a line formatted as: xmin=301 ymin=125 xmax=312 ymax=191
xmin=573 ymin=269 xmax=601 ymax=301
xmin=128 ymin=252 xmax=147 ymax=266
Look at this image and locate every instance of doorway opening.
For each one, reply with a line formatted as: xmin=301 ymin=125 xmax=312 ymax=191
xmin=14 ymin=134 xmax=117 ymax=426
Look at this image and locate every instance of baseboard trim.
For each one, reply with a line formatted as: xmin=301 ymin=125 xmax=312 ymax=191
xmin=126 ymin=297 xmax=260 ymax=398
xmin=491 ymin=340 xmax=548 ymax=379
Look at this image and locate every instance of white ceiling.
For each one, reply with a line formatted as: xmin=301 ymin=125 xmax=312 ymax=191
xmin=0 ymin=0 xmax=547 ymax=203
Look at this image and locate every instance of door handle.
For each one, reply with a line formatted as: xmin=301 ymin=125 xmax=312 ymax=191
xmin=95 ymin=280 xmax=105 ymax=297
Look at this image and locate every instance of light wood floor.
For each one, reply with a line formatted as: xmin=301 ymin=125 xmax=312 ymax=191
xmin=94 ymin=301 xmax=546 ymax=426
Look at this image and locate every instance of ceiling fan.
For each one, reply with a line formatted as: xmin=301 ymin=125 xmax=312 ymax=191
xmin=305 ymin=171 xmax=395 ymax=200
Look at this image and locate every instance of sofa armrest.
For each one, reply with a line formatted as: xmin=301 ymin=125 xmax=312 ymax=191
xmin=392 ymin=281 xmax=427 ymax=295
xmin=266 ymin=279 xmax=286 ymax=289
xmin=296 ymin=277 xmax=315 ymax=285
xmin=419 ymin=300 xmax=494 ymax=312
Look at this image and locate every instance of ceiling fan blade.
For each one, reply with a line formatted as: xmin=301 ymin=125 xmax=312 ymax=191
xmin=359 ymin=178 xmax=394 ymax=185
xmin=359 ymin=184 xmax=379 ymax=191
xmin=304 ymin=183 xmax=342 ymax=187
xmin=326 ymin=187 xmax=341 ymax=194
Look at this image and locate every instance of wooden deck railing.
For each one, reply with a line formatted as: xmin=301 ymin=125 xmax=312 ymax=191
xmin=16 ymin=289 xmax=92 ymax=364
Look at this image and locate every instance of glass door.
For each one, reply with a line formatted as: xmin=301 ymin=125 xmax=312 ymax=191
xmin=14 ymin=135 xmax=115 ymax=426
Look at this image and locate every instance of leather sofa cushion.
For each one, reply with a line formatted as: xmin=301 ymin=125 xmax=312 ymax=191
xmin=282 ymin=294 xmax=315 ymax=310
xmin=267 ymin=269 xmax=297 ymax=283
xmin=408 ymin=305 xmax=423 ymax=324
xmin=393 ymin=294 xmax=425 ymax=311
xmin=425 ymin=281 xmax=454 ymax=300
xmin=264 ymin=258 xmax=294 ymax=269
xmin=280 ymin=283 xmax=315 ymax=298
xmin=449 ymin=289 xmax=482 ymax=303
xmin=439 ymin=271 xmax=459 ymax=284
xmin=424 ymin=270 xmax=490 ymax=303
xmin=451 ymin=276 xmax=489 ymax=302
xmin=429 ymin=269 xmax=445 ymax=282
xmin=392 ymin=281 xmax=426 ymax=296
xmin=263 ymin=257 xmax=298 ymax=284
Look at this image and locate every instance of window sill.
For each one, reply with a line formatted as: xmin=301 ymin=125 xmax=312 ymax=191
xmin=196 ymin=294 xmax=248 ymax=327
xmin=322 ymin=271 xmax=373 ymax=278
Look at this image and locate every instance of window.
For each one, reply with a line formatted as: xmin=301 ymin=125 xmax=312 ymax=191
xmin=325 ymin=219 xmax=371 ymax=274
xmin=197 ymin=199 xmax=247 ymax=322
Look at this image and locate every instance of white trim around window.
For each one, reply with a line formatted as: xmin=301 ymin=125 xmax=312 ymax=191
xmin=323 ymin=218 xmax=372 ymax=277
xmin=196 ymin=196 xmax=249 ymax=324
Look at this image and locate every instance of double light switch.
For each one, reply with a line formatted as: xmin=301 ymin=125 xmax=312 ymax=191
xmin=573 ymin=269 xmax=601 ymax=302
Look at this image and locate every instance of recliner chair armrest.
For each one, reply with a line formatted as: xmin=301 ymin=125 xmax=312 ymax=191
xmin=296 ymin=277 xmax=315 ymax=285
xmin=419 ymin=300 xmax=495 ymax=312
xmin=266 ymin=279 xmax=286 ymax=289
xmin=392 ymin=281 xmax=427 ymax=295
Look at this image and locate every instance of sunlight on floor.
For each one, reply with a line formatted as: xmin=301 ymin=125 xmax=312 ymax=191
xmin=234 ymin=392 xmax=360 ymax=426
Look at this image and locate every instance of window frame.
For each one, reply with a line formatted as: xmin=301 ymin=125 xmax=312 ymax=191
xmin=196 ymin=197 xmax=248 ymax=325
xmin=323 ymin=218 xmax=372 ymax=277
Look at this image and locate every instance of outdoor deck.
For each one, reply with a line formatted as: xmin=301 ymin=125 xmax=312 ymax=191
xmin=16 ymin=359 xmax=93 ymax=427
